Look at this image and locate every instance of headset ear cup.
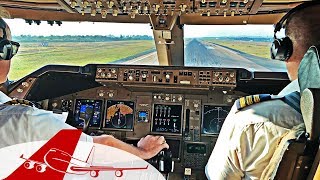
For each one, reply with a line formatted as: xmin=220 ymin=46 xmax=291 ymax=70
xmin=270 ymin=37 xmax=293 ymax=61
xmin=270 ymin=39 xmax=280 ymax=59
xmin=3 ymin=44 xmax=13 ymax=60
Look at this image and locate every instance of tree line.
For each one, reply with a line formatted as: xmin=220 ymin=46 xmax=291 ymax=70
xmin=13 ymin=35 xmax=153 ymax=42
xmin=200 ymin=36 xmax=273 ymax=42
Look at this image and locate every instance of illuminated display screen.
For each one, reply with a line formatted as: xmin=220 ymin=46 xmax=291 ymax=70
xmin=104 ymin=100 xmax=134 ymax=130
xmin=74 ymin=99 xmax=103 ymax=128
xmin=202 ymin=105 xmax=231 ymax=134
xmin=138 ymin=111 xmax=149 ymax=122
xmin=186 ymin=143 xmax=206 ymax=154
xmin=152 ymin=104 xmax=182 ymax=134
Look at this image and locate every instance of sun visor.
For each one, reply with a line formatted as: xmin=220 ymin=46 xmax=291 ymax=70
xmin=298 ymin=45 xmax=320 ymax=93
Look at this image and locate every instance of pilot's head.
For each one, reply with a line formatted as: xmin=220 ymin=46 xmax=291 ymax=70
xmin=285 ymin=4 xmax=320 ymax=80
xmin=0 ymin=18 xmax=12 ymax=84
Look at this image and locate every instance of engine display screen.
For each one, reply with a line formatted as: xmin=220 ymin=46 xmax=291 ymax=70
xmin=202 ymin=105 xmax=231 ymax=134
xmin=74 ymin=99 xmax=103 ymax=128
xmin=104 ymin=100 xmax=134 ymax=130
xmin=152 ymin=104 xmax=182 ymax=134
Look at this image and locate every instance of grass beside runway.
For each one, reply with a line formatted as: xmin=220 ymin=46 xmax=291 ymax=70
xmin=202 ymin=39 xmax=271 ymax=59
xmin=9 ymin=40 xmax=154 ymax=80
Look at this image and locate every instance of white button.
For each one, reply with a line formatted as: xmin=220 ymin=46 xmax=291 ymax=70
xmin=184 ymin=168 xmax=192 ymax=176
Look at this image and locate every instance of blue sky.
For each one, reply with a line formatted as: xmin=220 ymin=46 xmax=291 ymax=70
xmin=5 ymin=18 xmax=276 ymax=38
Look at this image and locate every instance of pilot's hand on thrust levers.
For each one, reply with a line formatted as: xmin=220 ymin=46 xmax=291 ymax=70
xmin=137 ymin=135 xmax=169 ymax=159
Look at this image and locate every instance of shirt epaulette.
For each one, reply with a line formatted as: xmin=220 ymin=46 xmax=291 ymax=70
xmin=4 ymin=99 xmax=35 ymax=107
xmin=235 ymin=91 xmax=301 ymax=114
xmin=236 ymin=94 xmax=274 ymax=111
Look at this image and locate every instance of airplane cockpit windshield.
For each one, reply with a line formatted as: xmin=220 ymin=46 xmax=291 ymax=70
xmin=7 ymin=19 xmax=286 ymax=80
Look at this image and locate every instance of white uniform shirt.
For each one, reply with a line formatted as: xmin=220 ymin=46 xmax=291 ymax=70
xmin=0 ymin=91 xmax=92 ymax=149
xmin=205 ymin=80 xmax=303 ymax=180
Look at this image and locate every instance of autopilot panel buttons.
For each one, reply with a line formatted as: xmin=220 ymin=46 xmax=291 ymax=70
xmin=17 ymin=88 xmax=23 ymax=93
xmin=142 ymin=74 xmax=147 ymax=79
xmin=153 ymin=75 xmax=157 ymax=82
xmin=22 ymin=82 xmax=29 ymax=87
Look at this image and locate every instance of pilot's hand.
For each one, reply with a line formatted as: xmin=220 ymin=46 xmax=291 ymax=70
xmin=137 ymin=135 xmax=169 ymax=159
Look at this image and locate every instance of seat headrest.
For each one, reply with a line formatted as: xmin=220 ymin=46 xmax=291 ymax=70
xmin=301 ymin=88 xmax=320 ymax=140
xmin=298 ymin=45 xmax=320 ymax=92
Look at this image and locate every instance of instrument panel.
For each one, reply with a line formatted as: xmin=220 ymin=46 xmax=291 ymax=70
xmin=45 ymin=65 xmax=240 ymax=179
xmin=11 ymin=64 xmax=289 ymax=179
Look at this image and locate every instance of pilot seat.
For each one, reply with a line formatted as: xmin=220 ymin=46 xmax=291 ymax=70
xmin=260 ymin=45 xmax=320 ymax=180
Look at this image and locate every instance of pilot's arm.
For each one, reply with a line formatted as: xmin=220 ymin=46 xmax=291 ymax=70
xmin=93 ymin=135 xmax=169 ymax=160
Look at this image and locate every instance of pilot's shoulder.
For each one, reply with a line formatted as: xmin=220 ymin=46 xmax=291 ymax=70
xmin=235 ymin=94 xmax=283 ymax=111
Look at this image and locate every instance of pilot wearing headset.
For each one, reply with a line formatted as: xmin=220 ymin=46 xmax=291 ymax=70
xmin=206 ymin=2 xmax=320 ymax=179
xmin=0 ymin=18 xmax=169 ymax=160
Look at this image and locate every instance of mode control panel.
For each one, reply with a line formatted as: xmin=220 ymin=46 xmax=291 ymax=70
xmin=95 ymin=65 xmax=237 ymax=87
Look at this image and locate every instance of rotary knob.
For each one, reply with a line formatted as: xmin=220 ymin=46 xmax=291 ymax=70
xmin=17 ymin=88 xmax=23 ymax=93
xmin=111 ymin=68 xmax=116 ymax=73
xmin=52 ymin=102 xmax=58 ymax=108
xmin=22 ymin=82 xmax=29 ymax=87
xmin=142 ymin=74 xmax=147 ymax=78
xmin=107 ymin=73 xmax=112 ymax=78
xmin=128 ymin=75 xmax=134 ymax=81
xmin=165 ymin=74 xmax=170 ymax=79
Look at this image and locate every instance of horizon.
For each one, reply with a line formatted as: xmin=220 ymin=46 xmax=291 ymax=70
xmin=5 ymin=18 xmax=280 ymax=38
xmin=12 ymin=34 xmax=274 ymax=38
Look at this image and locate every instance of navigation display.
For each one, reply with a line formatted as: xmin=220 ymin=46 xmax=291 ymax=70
xmin=104 ymin=100 xmax=134 ymax=130
xmin=152 ymin=104 xmax=182 ymax=134
xmin=74 ymin=99 xmax=103 ymax=128
xmin=202 ymin=105 xmax=231 ymax=134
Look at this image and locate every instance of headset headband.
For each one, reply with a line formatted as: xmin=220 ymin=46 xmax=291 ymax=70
xmin=274 ymin=1 xmax=320 ymax=34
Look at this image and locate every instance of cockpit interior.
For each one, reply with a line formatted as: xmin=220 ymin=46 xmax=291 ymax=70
xmin=2 ymin=0 xmax=319 ymax=179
